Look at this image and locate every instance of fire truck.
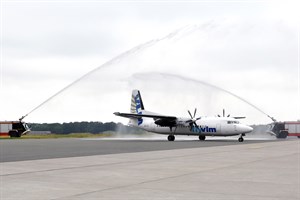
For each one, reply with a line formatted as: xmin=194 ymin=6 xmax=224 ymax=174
xmin=0 ymin=121 xmax=30 ymax=137
xmin=270 ymin=121 xmax=300 ymax=139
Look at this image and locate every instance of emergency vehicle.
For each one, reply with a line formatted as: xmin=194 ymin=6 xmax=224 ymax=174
xmin=271 ymin=121 xmax=300 ymax=139
xmin=0 ymin=121 xmax=30 ymax=137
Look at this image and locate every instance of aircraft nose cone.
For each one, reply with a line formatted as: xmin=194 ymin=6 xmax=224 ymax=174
xmin=244 ymin=126 xmax=253 ymax=133
xmin=237 ymin=125 xmax=253 ymax=134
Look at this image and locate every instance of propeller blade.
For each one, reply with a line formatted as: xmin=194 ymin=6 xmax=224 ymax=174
xmin=227 ymin=114 xmax=230 ymax=117
xmin=193 ymin=122 xmax=199 ymax=128
xmin=186 ymin=119 xmax=193 ymax=123
xmin=188 ymin=110 xmax=193 ymax=118
xmin=223 ymin=109 xmax=225 ymax=117
xmin=187 ymin=109 xmax=201 ymax=124
xmin=217 ymin=115 xmax=221 ymax=117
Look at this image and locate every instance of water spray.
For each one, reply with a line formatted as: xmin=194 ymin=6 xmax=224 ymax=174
xmin=18 ymin=23 xmax=277 ymax=124
xmin=19 ymin=26 xmax=199 ymax=121
xmin=133 ymin=72 xmax=277 ymax=122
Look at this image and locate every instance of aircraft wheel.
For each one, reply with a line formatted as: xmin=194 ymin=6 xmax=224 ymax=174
xmin=238 ymin=137 xmax=244 ymax=142
xmin=199 ymin=135 xmax=206 ymax=141
xmin=168 ymin=135 xmax=175 ymax=141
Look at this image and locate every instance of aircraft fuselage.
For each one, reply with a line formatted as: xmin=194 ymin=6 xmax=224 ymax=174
xmin=130 ymin=117 xmax=252 ymax=136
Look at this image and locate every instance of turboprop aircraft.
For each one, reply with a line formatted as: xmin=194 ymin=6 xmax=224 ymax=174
xmin=114 ymin=90 xmax=253 ymax=142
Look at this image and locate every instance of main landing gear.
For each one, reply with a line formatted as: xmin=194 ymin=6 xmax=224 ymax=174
xmin=168 ymin=135 xmax=175 ymax=141
xmin=199 ymin=135 xmax=206 ymax=141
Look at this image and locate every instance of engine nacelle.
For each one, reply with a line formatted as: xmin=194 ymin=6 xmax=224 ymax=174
xmin=154 ymin=118 xmax=177 ymax=127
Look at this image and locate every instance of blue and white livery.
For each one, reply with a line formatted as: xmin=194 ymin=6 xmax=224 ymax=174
xmin=114 ymin=90 xmax=253 ymax=142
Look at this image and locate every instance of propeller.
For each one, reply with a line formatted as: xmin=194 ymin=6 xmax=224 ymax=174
xmin=217 ymin=109 xmax=230 ymax=117
xmin=186 ymin=108 xmax=201 ymax=129
xmin=217 ymin=108 xmax=245 ymax=119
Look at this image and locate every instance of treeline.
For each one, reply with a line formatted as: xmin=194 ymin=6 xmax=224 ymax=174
xmin=29 ymin=122 xmax=139 ymax=134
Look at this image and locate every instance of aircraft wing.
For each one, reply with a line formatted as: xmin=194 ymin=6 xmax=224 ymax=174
xmin=113 ymin=112 xmax=177 ymax=120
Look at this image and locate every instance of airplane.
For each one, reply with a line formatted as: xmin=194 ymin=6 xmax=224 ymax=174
xmin=114 ymin=90 xmax=253 ymax=142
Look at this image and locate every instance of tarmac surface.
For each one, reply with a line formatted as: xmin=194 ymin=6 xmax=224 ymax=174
xmin=0 ymin=138 xmax=299 ymax=200
xmin=0 ymin=137 xmax=276 ymax=162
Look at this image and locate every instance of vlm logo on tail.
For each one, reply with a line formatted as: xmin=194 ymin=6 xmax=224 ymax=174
xmin=131 ymin=90 xmax=144 ymax=125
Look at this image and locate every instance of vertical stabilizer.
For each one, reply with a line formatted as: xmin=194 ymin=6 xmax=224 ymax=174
xmin=130 ymin=90 xmax=144 ymax=126
xmin=130 ymin=90 xmax=145 ymax=114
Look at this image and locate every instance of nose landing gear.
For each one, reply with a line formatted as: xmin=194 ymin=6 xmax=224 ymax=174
xmin=238 ymin=134 xmax=245 ymax=142
xmin=168 ymin=135 xmax=175 ymax=141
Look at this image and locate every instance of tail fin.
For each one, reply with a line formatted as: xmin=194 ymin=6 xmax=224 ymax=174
xmin=130 ymin=90 xmax=145 ymax=114
xmin=130 ymin=90 xmax=144 ymax=126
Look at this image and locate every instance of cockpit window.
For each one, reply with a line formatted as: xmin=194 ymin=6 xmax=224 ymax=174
xmin=227 ymin=121 xmax=239 ymax=124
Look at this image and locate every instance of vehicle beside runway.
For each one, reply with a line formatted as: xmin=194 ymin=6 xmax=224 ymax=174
xmin=0 ymin=121 xmax=30 ymax=137
xmin=270 ymin=121 xmax=300 ymax=139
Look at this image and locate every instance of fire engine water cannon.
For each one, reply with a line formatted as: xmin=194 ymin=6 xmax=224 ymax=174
xmin=267 ymin=115 xmax=277 ymax=123
xmin=19 ymin=114 xmax=28 ymax=122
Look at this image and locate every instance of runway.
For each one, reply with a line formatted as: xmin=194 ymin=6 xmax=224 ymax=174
xmin=1 ymin=138 xmax=299 ymax=200
xmin=0 ymin=136 xmax=276 ymax=162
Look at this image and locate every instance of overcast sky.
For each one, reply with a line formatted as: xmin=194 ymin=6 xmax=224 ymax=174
xmin=0 ymin=0 xmax=299 ymax=124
